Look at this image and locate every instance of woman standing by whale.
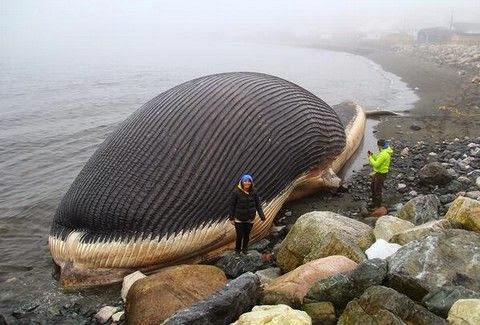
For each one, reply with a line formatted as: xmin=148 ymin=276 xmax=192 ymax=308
xmin=229 ymin=174 xmax=265 ymax=254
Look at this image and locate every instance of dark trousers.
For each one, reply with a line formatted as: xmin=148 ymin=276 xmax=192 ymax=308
xmin=371 ymin=172 xmax=387 ymax=208
xmin=234 ymin=222 xmax=253 ymax=252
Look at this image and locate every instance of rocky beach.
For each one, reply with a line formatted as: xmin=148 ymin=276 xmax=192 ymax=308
xmin=3 ymin=44 xmax=480 ymax=324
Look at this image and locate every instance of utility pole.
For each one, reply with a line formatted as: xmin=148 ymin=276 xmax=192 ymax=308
xmin=449 ymin=9 xmax=454 ymax=30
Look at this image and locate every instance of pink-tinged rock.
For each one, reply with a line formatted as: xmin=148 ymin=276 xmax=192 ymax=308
xmin=370 ymin=206 xmax=388 ymax=218
xmin=261 ymin=255 xmax=358 ymax=308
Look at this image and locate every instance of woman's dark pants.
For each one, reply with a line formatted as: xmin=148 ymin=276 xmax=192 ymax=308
xmin=371 ymin=172 xmax=387 ymax=208
xmin=234 ymin=222 xmax=253 ymax=253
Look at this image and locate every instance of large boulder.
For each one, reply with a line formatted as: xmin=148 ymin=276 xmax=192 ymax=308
xmin=276 ymin=211 xmax=374 ymax=272
xmin=444 ymin=196 xmax=480 ymax=233
xmin=305 ymin=259 xmax=387 ymax=311
xmin=261 ymin=256 xmax=358 ymax=308
xmin=215 ymin=250 xmax=265 ymax=278
xmin=302 ymin=302 xmax=336 ymax=325
xmin=396 ymin=194 xmax=440 ymax=225
xmin=387 ymin=229 xmax=480 ymax=301
xmin=422 ymin=286 xmax=480 ymax=318
xmin=232 ymin=305 xmax=311 ymax=325
xmin=125 ymin=265 xmax=227 ymax=324
xmin=303 ymin=232 xmax=367 ymax=264
xmin=373 ymin=215 xmax=414 ymax=241
xmin=338 ymin=286 xmax=446 ymax=325
xmin=390 ymin=219 xmax=452 ymax=245
xmin=447 ymin=299 xmax=480 ymax=325
xmin=418 ymin=162 xmax=452 ymax=186
xmin=163 ymin=272 xmax=260 ymax=325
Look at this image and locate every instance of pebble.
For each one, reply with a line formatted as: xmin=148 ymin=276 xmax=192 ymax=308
xmin=284 ymin=211 xmax=292 ymax=217
xmin=112 ymin=311 xmax=125 ymax=322
xmin=409 ymin=190 xmax=418 ymax=197
xmin=458 ymin=176 xmax=471 ymax=184
xmin=397 ymin=184 xmax=407 ymax=192
xmin=400 ymin=148 xmax=409 ymax=156
xmin=465 ymin=191 xmax=480 ymax=200
xmin=447 ymin=168 xmax=458 ymax=178
xmin=95 ymin=306 xmax=119 ymax=324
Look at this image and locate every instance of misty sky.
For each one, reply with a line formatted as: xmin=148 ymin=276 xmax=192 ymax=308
xmin=1 ymin=0 xmax=479 ymax=61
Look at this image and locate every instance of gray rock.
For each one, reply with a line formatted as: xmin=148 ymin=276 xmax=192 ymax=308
xmin=419 ymin=162 xmax=452 ymax=186
xmin=338 ymin=286 xmax=446 ymax=325
xmin=391 ymin=203 xmax=404 ymax=212
xmin=439 ymin=194 xmax=456 ymax=204
xmin=418 ymin=162 xmax=451 ymax=185
xmin=422 ymin=286 xmax=480 ymax=318
xmin=447 ymin=180 xmax=464 ymax=193
xmin=302 ymin=302 xmax=336 ymax=325
xmin=255 ymin=267 xmax=281 ymax=286
xmin=390 ymin=219 xmax=453 ymax=246
xmin=447 ymin=168 xmax=459 ymax=178
xmin=465 ymin=191 xmax=480 ymax=200
xmin=215 ymin=251 xmax=264 ymax=278
xmin=457 ymin=176 xmax=471 ymax=184
xmin=305 ymin=259 xmax=387 ymax=311
xmin=249 ymin=239 xmax=270 ymax=252
xmin=408 ymin=190 xmax=418 ymax=197
xmin=427 ymin=152 xmax=438 ymax=162
xmin=458 ymin=162 xmax=471 ymax=171
xmin=477 ymin=176 xmax=480 ymax=188
xmin=410 ymin=124 xmax=422 ymax=131
xmin=396 ymin=194 xmax=440 ymax=225
xmin=163 ymin=272 xmax=260 ymax=325
xmin=387 ymin=229 xmax=480 ymax=301
xmin=396 ymin=183 xmax=407 ymax=192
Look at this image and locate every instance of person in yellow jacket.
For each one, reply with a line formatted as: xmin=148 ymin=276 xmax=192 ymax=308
xmin=368 ymin=139 xmax=393 ymax=208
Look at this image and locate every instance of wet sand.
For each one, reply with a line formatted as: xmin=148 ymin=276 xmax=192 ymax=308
xmin=325 ymin=44 xmax=480 ymax=141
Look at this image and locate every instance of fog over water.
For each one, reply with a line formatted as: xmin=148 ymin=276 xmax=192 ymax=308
xmin=2 ymin=0 xmax=479 ymax=63
xmin=0 ymin=0 xmax=477 ymax=321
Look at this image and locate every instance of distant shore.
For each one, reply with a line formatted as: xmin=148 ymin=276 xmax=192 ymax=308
xmin=314 ymin=42 xmax=480 ymax=141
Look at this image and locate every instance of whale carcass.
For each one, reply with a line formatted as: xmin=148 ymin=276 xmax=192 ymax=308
xmin=49 ymin=72 xmax=366 ymax=288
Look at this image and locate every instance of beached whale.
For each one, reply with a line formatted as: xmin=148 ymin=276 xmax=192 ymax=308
xmin=49 ymin=72 xmax=366 ymax=288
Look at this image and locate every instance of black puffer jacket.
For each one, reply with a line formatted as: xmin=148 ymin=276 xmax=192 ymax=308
xmin=229 ymin=187 xmax=265 ymax=222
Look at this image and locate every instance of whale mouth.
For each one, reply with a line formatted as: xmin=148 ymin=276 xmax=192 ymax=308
xmin=48 ymin=94 xmax=366 ymax=289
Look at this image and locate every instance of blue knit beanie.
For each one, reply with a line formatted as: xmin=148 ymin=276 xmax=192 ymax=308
xmin=240 ymin=174 xmax=253 ymax=183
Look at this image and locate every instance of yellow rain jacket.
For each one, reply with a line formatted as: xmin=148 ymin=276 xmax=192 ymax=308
xmin=368 ymin=146 xmax=393 ymax=174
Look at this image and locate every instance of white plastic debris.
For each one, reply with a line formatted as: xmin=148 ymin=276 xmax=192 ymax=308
xmin=365 ymin=239 xmax=402 ymax=260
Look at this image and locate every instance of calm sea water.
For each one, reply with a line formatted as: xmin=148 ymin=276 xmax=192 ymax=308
xmin=0 ymin=41 xmax=417 ymax=319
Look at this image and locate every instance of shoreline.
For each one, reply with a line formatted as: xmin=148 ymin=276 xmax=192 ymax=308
xmin=315 ymin=43 xmax=480 ymax=141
